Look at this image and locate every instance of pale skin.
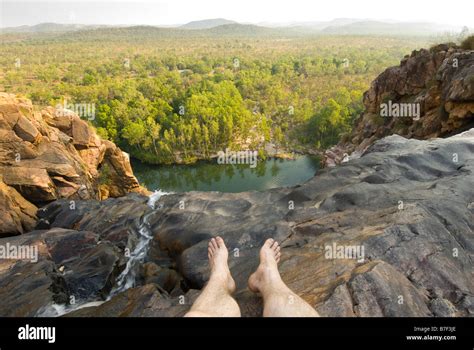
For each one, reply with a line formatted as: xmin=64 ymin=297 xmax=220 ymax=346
xmin=185 ymin=236 xmax=319 ymax=317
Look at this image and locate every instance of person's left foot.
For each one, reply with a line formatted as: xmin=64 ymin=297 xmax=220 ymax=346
xmin=208 ymin=236 xmax=236 ymax=294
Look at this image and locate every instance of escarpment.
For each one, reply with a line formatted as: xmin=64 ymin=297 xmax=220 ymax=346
xmin=325 ymin=43 xmax=474 ymax=166
xmin=0 ymin=93 xmax=145 ymax=237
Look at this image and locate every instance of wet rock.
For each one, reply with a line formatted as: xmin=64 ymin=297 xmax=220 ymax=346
xmin=0 ymin=227 xmax=123 ymax=316
xmin=64 ymin=285 xmax=199 ymax=317
xmin=0 ymin=259 xmax=58 ymax=317
xmin=48 ymin=235 xmax=121 ymax=301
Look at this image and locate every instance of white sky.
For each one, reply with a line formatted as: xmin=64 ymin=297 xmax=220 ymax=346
xmin=0 ymin=0 xmax=472 ymax=27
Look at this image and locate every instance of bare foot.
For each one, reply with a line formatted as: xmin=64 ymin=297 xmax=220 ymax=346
xmin=208 ymin=236 xmax=236 ymax=294
xmin=248 ymin=238 xmax=282 ymax=293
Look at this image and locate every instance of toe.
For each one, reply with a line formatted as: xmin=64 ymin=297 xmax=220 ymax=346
xmin=216 ymin=236 xmax=225 ymax=248
xmin=210 ymin=238 xmax=217 ymax=250
xmin=271 ymin=241 xmax=279 ymax=250
xmin=264 ymin=238 xmax=274 ymax=248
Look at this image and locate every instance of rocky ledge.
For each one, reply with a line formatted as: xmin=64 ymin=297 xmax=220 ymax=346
xmin=325 ymin=44 xmax=474 ymax=166
xmin=0 ymin=129 xmax=472 ymax=317
xmin=0 ymin=93 xmax=146 ymax=237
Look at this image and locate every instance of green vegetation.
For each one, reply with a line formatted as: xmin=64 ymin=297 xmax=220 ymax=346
xmin=0 ymin=28 xmax=428 ymax=164
xmin=461 ymin=35 xmax=474 ymax=49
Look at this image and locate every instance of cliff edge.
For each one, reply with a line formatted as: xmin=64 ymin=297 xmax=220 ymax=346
xmin=0 ymin=93 xmax=146 ymax=237
xmin=325 ymin=43 xmax=474 ymax=166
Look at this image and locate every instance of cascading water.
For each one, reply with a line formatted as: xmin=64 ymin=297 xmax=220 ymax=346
xmin=36 ymin=190 xmax=168 ymax=317
xmin=107 ymin=190 xmax=168 ymax=298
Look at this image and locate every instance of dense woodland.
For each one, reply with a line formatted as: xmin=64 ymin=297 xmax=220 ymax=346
xmin=0 ymin=28 xmax=429 ymax=164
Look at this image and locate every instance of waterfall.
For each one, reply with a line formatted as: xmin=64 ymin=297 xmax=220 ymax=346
xmin=36 ymin=190 xmax=169 ymax=317
xmin=107 ymin=190 xmax=167 ymax=298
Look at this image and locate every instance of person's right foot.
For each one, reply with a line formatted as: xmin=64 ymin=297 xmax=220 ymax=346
xmin=248 ymin=238 xmax=282 ymax=293
xmin=208 ymin=236 xmax=236 ymax=294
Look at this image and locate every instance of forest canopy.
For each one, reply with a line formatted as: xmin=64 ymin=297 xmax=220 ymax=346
xmin=0 ymin=29 xmax=429 ymax=164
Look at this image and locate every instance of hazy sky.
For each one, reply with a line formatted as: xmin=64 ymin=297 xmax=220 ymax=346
xmin=0 ymin=0 xmax=472 ymax=27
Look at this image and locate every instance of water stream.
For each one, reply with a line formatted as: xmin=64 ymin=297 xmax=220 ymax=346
xmin=37 ymin=190 xmax=168 ymax=317
xmin=107 ymin=190 xmax=168 ymax=298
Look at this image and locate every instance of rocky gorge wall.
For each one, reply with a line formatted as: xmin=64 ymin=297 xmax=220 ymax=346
xmin=325 ymin=44 xmax=474 ymax=166
xmin=0 ymin=93 xmax=146 ymax=237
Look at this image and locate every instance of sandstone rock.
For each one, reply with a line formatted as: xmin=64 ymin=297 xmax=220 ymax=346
xmin=13 ymin=114 xmax=40 ymax=143
xmin=324 ymin=45 xmax=474 ymax=167
xmin=71 ymin=116 xmax=92 ymax=148
xmin=0 ymin=166 xmax=56 ymax=202
xmin=1 ymin=42 xmax=473 ymax=317
xmin=100 ymin=140 xmax=143 ymax=197
xmin=0 ymin=178 xmax=37 ymax=237
xmin=50 ymin=113 xmax=72 ymax=133
xmin=141 ymin=262 xmax=181 ymax=294
xmin=0 ymin=93 xmax=145 ymax=236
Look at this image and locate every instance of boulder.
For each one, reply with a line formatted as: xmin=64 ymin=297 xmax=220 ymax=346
xmin=71 ymin=116 xmax=92 ymax=148
xmin=13 ymin=115 xmax=40 ymax=143
xmin=0 ymin=166 xmax=56 ymax=202
xmin=0 ymin=178 xmax=37 ymax=237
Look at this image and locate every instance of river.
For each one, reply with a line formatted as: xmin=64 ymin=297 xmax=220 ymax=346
xmin=131 ymin=155 xmax=320 ymax=193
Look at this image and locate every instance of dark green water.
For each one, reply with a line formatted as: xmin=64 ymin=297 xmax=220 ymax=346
xmin=131 ymin=155 xmax=320 ymax=193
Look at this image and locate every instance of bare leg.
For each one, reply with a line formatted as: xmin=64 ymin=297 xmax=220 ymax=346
xmin=185 ymin=237 xmax=240 ymax=317
xmin=248 ymin=238 xmax=319 ymax=317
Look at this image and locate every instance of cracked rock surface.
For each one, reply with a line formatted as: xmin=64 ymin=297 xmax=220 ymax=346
xmin=1 ymin=130 xmax=472 ymax=317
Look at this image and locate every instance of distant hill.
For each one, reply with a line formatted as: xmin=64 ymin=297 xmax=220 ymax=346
xmin=205 ymin=23 xmax=283 ymax=36
xmin=37 ymin=23 xmax=291 ymax=42
xmin=180 ymin=18 xmax=237 ymax=29
xmin=0 ymin=22 xmax=107 ymax=33
xmin=1 ymin=19 xmax=468 ymax=38
xmin=281 ymin=18 xmax=367 ymax=30
xmin=321 ymin=20 xmax=462 ymax=36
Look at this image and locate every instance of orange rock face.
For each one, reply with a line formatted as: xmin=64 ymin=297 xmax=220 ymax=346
xmin=324 ymin=44 xmax=474 ymax=167
xmin=0 ymin=93 xmax=146 ymax=237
